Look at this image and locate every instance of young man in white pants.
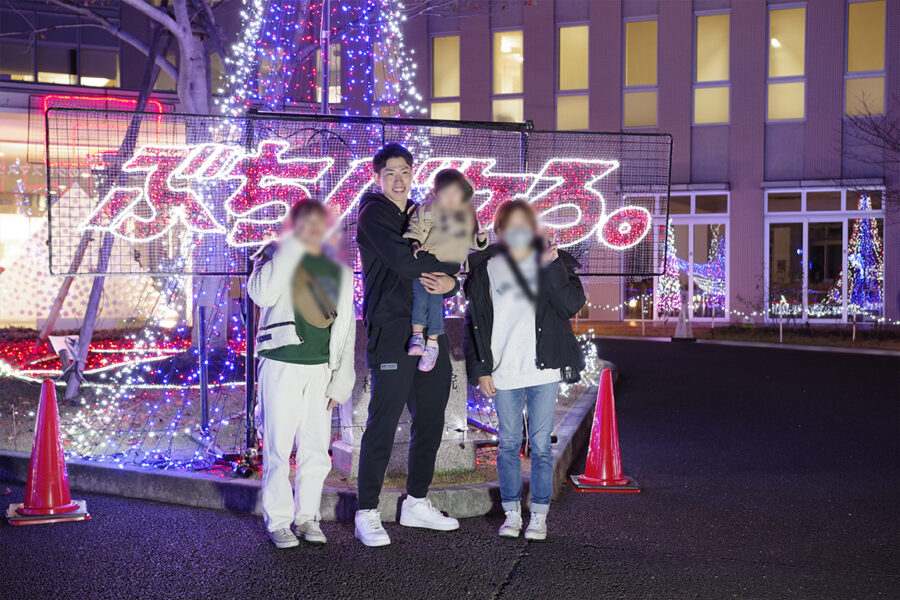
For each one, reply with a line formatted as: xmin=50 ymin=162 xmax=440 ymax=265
xmin=248 ymin=199 xmax=355 ymax=548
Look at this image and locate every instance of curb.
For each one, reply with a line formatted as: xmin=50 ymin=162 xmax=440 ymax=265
xmin=0 ymin=363 xmax=616 ymax=522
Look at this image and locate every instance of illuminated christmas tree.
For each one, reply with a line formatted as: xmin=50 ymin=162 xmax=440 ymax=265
xmin=657 ymin=222 xmax=681 ymax=315
xmin=691 ymin=226 xmax=726 ymax=315
xmin=824 ymin=192 xmax=884 ymax=316
xmin=846 ymin=193 xmax=884 ymax=314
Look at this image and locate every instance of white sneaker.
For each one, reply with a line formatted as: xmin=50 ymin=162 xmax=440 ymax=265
xmin=355 ymin=509 xmax=391 ymax=547
xmin=524 ymin=513 xmax=547 ymax=541
xmin=295 ymin=519 xmax=327 ymax=544
xmin=498 ymin=510 xmax=523 ymax=538
xmin=268 ymin=527 xmax=299 ymax=548
xmin=399 ymin=495 xmax=460 ymax=531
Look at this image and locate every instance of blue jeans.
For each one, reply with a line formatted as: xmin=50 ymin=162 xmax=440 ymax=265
xmin=495 ymin=381 xmax=559 ymax=514
xmin=411 ymin=278 xmax=445 ymax=336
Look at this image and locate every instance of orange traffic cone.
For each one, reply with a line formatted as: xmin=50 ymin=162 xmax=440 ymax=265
xmin=6 ymin=379 xmax=90 ymax=525
xmin=570 ymin=369 xmax=640 ymax=493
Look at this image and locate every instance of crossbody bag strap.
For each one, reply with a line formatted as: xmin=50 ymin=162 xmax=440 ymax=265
xmin=502 ymin=250 xmax=537 ymax=305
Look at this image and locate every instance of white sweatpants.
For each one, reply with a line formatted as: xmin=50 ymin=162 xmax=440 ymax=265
xmin=257 ymin=358 xmax=332 ymax=532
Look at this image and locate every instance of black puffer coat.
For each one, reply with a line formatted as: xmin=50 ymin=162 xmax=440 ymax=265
xmin=463 ymin=244 xmax=586 ymax=386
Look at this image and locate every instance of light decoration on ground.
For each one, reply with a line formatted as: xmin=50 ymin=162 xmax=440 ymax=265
xmin=80 ymin=148 xmax=650 ymax=252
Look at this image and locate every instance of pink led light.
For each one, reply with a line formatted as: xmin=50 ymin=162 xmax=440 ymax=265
xmin=81 ymin=143 xmax=652 ymax=250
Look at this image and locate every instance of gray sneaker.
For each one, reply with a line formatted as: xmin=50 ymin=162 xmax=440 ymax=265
xmin=295 ymin=519 xmax=327 ymax=544
xmin=269 ymin=527 xmax=299 ymax=548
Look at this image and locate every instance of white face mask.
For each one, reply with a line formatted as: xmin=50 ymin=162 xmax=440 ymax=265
xmin=504 ymin=226 xmax=534 ymax=250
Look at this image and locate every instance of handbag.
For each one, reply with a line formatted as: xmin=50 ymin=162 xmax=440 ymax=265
xmin=291 ymin=263 xmax=338 ymax=328
xmin=502 ymin=250 xmax=581 ymax=384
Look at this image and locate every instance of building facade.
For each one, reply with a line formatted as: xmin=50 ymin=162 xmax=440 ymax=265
xmin=405 ymin=0 xmax=898 ymax=325
xmin=0 ymin=0 xmax=896 ymax=328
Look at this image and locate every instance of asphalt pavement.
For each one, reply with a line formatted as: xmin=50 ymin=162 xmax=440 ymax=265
xmin=2 ymin=339 xmax=898 ymax=600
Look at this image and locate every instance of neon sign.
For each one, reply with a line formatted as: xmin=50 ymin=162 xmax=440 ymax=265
xmin=81 ymin=141 xmax=651 ymax=250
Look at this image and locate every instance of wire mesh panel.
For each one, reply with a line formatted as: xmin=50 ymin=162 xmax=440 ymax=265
xmin=525 ymin=131 xmax=670 ymax=275
xmin=46 ymin=109 xmax=670 ymax=276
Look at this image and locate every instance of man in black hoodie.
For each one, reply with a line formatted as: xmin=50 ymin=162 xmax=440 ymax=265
xmin=353 ymin=143 xmax=462 ymax=547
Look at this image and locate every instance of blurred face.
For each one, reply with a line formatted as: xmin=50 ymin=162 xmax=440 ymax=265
xmin=292 ymin=210 xmax=328 ymax=250
xmin=499 ymin=208 xmax=537 ymax=251
xmin=434 ymin=182 xmax=467 ymax=210
xmin=374 ymin=156 xmax=413 ymax=204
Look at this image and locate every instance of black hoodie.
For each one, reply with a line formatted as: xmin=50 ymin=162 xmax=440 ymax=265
xmin=462 ymin=243 xmax=586 ymax=386
xmin=357 ymin=192 xmax=461 ymax=342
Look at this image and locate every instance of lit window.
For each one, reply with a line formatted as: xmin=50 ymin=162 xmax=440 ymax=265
xmin=624 ymin=90 xmax=657 ymax=128
xmin=558 ymin=25 xmax=588 ymax=91
xmin=492 ymin=98 xmax=523 ymax=123
xmin=37 ymin=46 xmax=77 ymax=85
xmin=694 ymin=13 xmax=729 ymax=125
xmin=556 ymin=95 xmax=588 ymax=130
xmin=430 ymin=101 xmax=460 ymax=136
xmin=80 ymin=49 xmax=119 ymax=88
xmin=557 ymin=25 xmax=589 ymax=130
xmin=493 ymin=31 xmax=523 ymax=95
xmin=624 ymin=20 xmax=657 ymax=128
xmin=767 ymin=7 xmax=806 ymax=120
xmin=625 ymin=20 xmax=657 ymax=87
xmin=846 ymin=1 xmax=885 ymax=116
xmin=846 ymin=77 xmax=884 ymax=116
xmin=769 ymin=8 xmax=805 ymax=77
xmin=695 ymin=194 xmax=728 ymax=214
xmin=0 ymin=42 xmax=34 ymax=82
xmin=694 ymin=87 xmax=729 ymax=124
xmin=848 ymin=1 xmax=885 ymax=72
xmin=432 ymin=36 xmax=460 ymax=98
xmin=696 ymin=14 xmax=729 ymax=82
xmin=431 ymin=101 xmax=460 ymax=121
xmin=315 ymin=42 xmax=342 ymax=104
xmin=768 ymin=81 xmax=805 ymax=121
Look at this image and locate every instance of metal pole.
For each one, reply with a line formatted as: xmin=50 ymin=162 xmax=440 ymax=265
xmin=640 ymin=293 xmax=646 ymax=336
xmin=198 ymin=304 xmax=209 ymax=434
xmin=779 ymin=296 xmax=785 ymax=344
xmin=320 ymin=0 xmax=330 ymax=115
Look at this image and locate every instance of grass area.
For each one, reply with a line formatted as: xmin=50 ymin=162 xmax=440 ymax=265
xmin=576 ymin=321 xmax=900 ymax=351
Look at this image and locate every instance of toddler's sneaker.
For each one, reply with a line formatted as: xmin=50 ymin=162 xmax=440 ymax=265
xmin=407 ymin=333 xmax=426 ymax=356
xmin=418 ymin=343 xmax=439 ymax=372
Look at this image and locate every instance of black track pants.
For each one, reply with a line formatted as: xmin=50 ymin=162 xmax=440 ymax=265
xmin=357 ymin=323 xmax=451 ymax=510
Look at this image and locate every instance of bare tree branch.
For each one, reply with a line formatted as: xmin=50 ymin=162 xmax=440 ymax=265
xmin=120 ymin=0 xmax=181 ymax=35
xmin=0 ymin=23 xmax=100 ymax=38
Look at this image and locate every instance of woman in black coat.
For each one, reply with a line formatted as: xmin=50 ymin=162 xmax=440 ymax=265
xmin=463 ymin=199 xmax=585 ymax=541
